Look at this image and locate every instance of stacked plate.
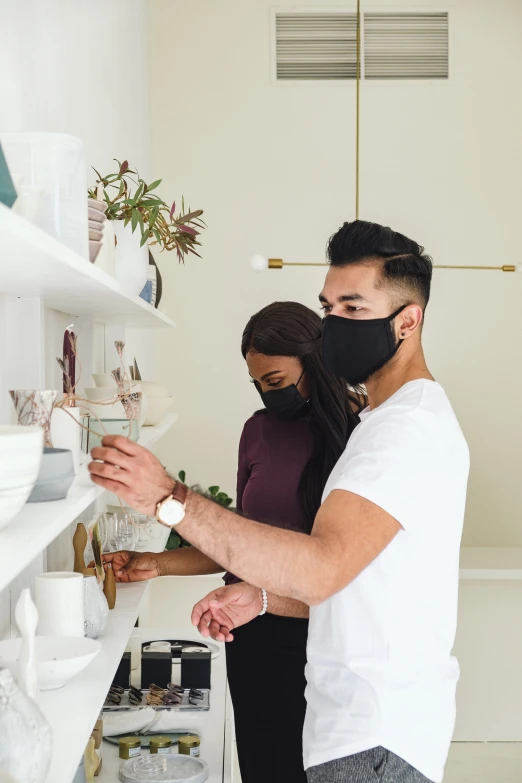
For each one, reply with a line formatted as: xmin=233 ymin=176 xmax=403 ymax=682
xmin=0 ymin=426 xmax=44 ymax=530
xmin=88 ymin=198 xmax=107 ymax=263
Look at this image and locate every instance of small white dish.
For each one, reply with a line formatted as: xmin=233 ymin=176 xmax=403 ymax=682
xmin=143 ymin=396 xmax=174 ymax=426
xmin=139 ymin=381 xmax=170 ymax=398
xmin=84 ymin=386 xmax=120 ymax=402
xmin=0 ymin=636 xmax=101 ymax=690
xmin=92 ymin=373 xmax=117 ymax=388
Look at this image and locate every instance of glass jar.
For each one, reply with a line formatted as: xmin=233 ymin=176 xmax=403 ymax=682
xmin=178 ymin=735 xmax=201 ymax=757
xmin=149 ymin=736 xmax=172 ymax=755
xmin=119 ymin=736 xmax=142 ymax=759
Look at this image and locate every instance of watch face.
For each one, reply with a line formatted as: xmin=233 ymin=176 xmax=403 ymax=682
xmin=159 ymin=499 xmax=186 ymax=527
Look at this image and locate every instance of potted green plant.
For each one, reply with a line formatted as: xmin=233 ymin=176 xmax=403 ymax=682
xmin=88 ymin=160 xmax=205 ymax=296
xmin=166 ymin=471 xmax=234 ymax=551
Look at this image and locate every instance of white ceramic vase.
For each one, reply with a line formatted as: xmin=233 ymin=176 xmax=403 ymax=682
xmin=50 ymin=406 xmax=81 ymax=473
xmin=95 ymin=218 xmax=116 ymax=277
xmin=34 ymin=572 xmax=84 ymax=638
xmin=113 ymin=220 xmax=149 ymax=297
xmin=83 ymin=576 xmax=109 ymax=640
xmin=0 ymin=667 xmax=52 ymax=783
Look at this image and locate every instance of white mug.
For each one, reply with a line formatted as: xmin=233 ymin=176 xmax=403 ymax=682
xmin=35 ymin=572 xmax=84 ymax=638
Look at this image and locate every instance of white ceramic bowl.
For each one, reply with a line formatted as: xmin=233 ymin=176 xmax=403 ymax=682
xmin=0 ymin=636 xmax=101 ymax=690
xmin=139 ymin=381 xmax=170 ymax=398
xmin=92 ymin=373 xmax=117 ymax=388
xmin=143 ymin=396 xmax=174 ymax=426
xmin=80 ymin=399 xmax=126 ymax=421
xmin=0 ymin=484 xmax=35 ymax=530
xmin=0 ymin=425 xmax=43 ymax=492
xmin=84 ymin=386 xmax=121 ymax=403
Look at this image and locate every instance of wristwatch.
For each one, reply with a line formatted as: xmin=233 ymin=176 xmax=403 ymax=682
xmin=156 ymin=481 xmax=188 ymax=528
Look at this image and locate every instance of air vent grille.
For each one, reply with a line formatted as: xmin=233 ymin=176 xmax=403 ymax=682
xmin=364 ymin=13 xmax=448 ymax=79
xmin=275 ymin=13 xmax=359 ymax=80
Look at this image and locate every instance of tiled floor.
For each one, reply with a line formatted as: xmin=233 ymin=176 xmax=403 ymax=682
xmin=233 ymin=743 xmax=522 ymax=782
xmin=444 ymin=743 xmax=522 ymax=783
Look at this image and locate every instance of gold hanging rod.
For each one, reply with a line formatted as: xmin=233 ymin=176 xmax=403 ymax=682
xmin=267 ymin=259 xmax=516 ymax=272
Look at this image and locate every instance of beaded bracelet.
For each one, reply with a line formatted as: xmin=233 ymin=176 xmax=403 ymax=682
xmin=259 ymin=588 xmax=268 ymax=616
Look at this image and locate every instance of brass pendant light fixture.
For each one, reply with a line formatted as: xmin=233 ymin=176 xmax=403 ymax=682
xmin=251 ymin=0 xmax=518 ymax=275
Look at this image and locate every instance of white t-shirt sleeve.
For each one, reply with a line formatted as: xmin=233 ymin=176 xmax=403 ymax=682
xmin=330 ymin=407 xmax=442 ymax=530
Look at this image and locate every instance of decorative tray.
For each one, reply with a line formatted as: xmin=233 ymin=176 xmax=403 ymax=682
xmin=103 ymin=688 xmax=210 ymax=713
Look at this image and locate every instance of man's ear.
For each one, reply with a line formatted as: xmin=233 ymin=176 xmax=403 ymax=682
xmin=397 ymin=305 xmax=423 ymax=338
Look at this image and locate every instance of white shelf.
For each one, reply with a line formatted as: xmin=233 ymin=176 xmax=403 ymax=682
xmin=40 ymin=525 xmax=171 ymax=783
xmin=0 ymin=414 xmax=178 ymax=593
xmin=459 ymin=547 xmax=522 ymax=580
xmin=0 ymin=204 xmax=175 ymax=328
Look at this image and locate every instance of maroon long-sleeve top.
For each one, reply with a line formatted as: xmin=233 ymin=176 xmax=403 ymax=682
xmin=224 ymin=411 xmax=314 ymax=584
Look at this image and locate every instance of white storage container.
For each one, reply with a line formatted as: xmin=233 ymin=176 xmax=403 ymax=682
xmin=1 ymin=132 xmax=88 ymax=258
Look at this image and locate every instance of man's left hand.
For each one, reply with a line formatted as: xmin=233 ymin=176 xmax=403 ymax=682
xmin=88 ymin=436 xmax=175 ymax=515
xmin=192 ymin=582 xmax=263 ymax=642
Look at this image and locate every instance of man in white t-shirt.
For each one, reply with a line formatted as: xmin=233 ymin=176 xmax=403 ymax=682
xmin=89 ymin=220 xmax=469 ymax=783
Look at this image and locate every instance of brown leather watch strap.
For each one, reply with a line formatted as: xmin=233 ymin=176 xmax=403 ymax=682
xmin=171 ymin=481 xmax=188 ymax=505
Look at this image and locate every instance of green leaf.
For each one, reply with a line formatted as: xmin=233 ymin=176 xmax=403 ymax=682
xmin=123 ymin=214 xmax=132 ymax=228
xmin=149 ymin=206 xmax=160 ymax=228
xmin=176 ymin=210 xmax=204 ymax=225
xmin=137 ymin=211 xmax=145 ymax=235
xmin=147 ymin=179 xmax=162 ymax=192
xmin=165 ymin=530 xmax=182 ymax=550
xmin=224 ymin=498 xmax=233 ymax=507
xmin=131 ymin=209 xmax=138 ymax=232
xmin=140 ymin=230 xmax=149 ymax=247
xmin=132 ymin=182 xmax=144 ymax=205
xmin=178 ymin=470 xmax=186 ymax=483
xmin=208 ymin=485 xmax=219 ymax=496
xmin=140 ymin=198 xmax=164 ymax=207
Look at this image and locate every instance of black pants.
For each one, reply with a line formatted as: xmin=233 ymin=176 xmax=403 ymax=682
xmin=226 ymin=612 xmax=309 ymax=783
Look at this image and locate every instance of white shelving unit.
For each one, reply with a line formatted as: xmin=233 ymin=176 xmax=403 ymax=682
xmin=40 ymin=525 xmax=171 ymax=783
xmin=0 ymin=413 xmax=178 ymax=593
xmin=0 ymin=206 xmax=181 ymax=781
xmin=0 ymin=204 xmax=175 ymax=328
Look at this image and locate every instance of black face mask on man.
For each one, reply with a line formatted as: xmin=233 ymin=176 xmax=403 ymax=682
xmin=256 ymin=369 xmax=309 ymax=421
xmin=321 ymin=306 xmax=406 ymax=385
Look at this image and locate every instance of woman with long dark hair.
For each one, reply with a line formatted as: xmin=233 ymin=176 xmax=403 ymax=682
xmin=100 ymin=301 xmax=362 ymax=783
xmin=223 ymin=301 xmax=362 ymax=783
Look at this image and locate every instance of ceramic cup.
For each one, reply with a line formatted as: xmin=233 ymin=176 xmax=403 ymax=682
xmin=35 ymin=572 xmax=84 ymax=638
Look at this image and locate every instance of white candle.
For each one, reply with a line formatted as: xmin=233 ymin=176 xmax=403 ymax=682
xmin=35 ymin=572 xmax=84 ymax=638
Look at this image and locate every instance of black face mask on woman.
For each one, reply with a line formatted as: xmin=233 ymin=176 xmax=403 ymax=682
xmin=321 ymin=306 xmax=406 ymax=385
xmin=256 ymin=369 xmax=309 ymax=421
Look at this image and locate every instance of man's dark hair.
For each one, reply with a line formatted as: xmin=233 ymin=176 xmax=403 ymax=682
xmin=327 ymin=220 xmax=433 ymax=309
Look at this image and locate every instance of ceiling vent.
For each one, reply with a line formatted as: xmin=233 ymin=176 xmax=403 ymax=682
xmin=275 ymin=13 xmax=359 ymax=80
xmin=364 ymin=12 xmax=449 ymax=79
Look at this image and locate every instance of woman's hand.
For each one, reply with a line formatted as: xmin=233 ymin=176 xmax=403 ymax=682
xmin=97 ymin=551 xmax=163 ymax=582
xmin=191 ymin=582 xmax=263 ymax=642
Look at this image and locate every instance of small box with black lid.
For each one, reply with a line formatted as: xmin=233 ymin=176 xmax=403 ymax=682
xmin=181 ymin=645 xmax=211 ymax=691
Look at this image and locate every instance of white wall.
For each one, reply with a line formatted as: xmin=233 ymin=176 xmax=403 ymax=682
xmin=147 ymin=0 xmax=522 ymax=546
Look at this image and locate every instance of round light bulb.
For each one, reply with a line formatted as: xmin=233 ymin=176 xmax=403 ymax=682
xmin=249 ymin=254 xmax=269 ymax=272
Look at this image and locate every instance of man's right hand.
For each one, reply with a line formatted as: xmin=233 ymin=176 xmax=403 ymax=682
xmin=100 ymin=551 xmax=162 ymax=582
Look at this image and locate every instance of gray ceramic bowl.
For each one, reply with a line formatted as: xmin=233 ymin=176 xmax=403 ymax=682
xmin=27 ymin=448 xmax=75 ymax=503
